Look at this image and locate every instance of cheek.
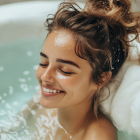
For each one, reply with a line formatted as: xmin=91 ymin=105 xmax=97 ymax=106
xmin=57 ymin=74 xmax=80 ymax=89
xmin=56 ymin=72 xmax=74 ymax=86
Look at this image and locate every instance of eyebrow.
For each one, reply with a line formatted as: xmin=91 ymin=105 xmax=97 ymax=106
xmin=40 ymin=52 xmax=80 ymax=68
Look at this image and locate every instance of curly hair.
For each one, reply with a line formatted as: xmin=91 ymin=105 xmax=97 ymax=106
xmin=44 ymin=0 xmax=140 ymax=118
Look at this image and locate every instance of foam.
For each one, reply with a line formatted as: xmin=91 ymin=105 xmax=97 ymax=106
xmin=0 ymin=66 xmax=4 ymax=72
xmin=99 ymin=37 xmax=140 ymax=138
xmin=23 ymin=71 xmax=30 ymax=75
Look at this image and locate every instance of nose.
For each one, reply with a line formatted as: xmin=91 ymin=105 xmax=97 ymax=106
xmin=41 ymin=65 xmax=55 ymax=83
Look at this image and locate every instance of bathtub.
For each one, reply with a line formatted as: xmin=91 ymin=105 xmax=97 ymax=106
xmin=0 ymin=1 xmax=139 ymax=140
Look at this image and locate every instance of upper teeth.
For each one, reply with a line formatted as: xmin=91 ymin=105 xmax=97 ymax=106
xmin=43 ymin=87 xmax=61 ymax=93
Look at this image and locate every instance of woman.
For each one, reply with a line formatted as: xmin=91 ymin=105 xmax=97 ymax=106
xmin=36 ymin=0 xmax=140 ymax=139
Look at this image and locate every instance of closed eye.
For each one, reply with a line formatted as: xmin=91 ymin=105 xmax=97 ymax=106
xmin=60 ymin=69 xmax=73 ymax=75
xmin=39 ymin=63 xmax=73 ymax=75
xmin=39 ymin=63 xmax=48 ymax=66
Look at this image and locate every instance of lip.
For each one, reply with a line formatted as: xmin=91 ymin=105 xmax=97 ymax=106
xmin=42 ymin=88 xmax=64 ymax=97
xmin=42 ymin=84 xmax=64 ymax=92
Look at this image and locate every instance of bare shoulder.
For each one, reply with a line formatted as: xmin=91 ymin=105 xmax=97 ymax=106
xmin=83 ymin=112 xmax=117 ymax=140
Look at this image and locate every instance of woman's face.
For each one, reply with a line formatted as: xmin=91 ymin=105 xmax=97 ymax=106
xmin=36 ymin=30 xmax=98 ymax=108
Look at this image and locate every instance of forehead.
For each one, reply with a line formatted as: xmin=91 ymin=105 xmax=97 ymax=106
xmin=54 ymin=30 xmax=74 ymax=48
xmin=43 ymin=30 xmax=76 ymax=56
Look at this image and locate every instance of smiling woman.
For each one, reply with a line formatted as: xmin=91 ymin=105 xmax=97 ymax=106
xmin=34 ymin=0 xmax=140 ymax=139
xmin=36 ymin=29 xmax=115 ymax=140
xmin=1 ymin=0 xmax=140 ymax=140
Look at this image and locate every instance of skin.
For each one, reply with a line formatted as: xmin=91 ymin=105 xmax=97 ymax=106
xmin=36 ymin=29 xmax=117 ymax=140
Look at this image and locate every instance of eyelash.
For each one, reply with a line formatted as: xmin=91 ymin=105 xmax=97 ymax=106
xmin=39 ymin=63 xmax=73 ymax=75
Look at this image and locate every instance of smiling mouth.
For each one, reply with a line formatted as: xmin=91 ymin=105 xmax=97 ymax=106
xmin=42 ymin=87 xmax=65 ymax=97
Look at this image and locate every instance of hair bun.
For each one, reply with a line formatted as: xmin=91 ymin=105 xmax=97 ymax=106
xmin=84 ymin=0 xmax=140 ymax=43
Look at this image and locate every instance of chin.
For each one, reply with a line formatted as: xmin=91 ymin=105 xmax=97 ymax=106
xmin=40 ymin=95 xmax=50 ymax=108
xmin=39 ymin=95 xmax=56 ymax=109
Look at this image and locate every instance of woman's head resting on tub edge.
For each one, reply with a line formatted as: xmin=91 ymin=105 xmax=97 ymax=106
xmin=36 ymin=0 xmax=140 ymax=138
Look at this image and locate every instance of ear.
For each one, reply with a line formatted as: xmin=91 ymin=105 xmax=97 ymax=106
xmin=99 ymin=71 xmax=112 ymax=88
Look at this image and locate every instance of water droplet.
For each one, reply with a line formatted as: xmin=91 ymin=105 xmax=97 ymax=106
xmin=20 ymin=84 xmax=29 ymax=92
xmin=31 ymin=110 xmax=36 ymax=115
xmin=33 ymin=65 xmax=39 ymax=70
xmin=13 ymin=102 xmax=18 ymax=106
xmin=24 ymin=130 xmax=30 ymax=135
xmin=27 ymin=77 xmax=31 ymax=81
xmin=23 ymin=71 xmax=30 ymax=75
xmin=0 ymin=110 xmax=6 ymax=115
xmin=5 ymin=103 xmax=11 ymax=109
xmin=18 ymin=78 xmax=26 ymax=82
xmin=2 ymin=100 xmax=5 ymax=103
xmin=0 ymin=66 xmax=4 ymax=72
xmin=34 ymin=85 xmax=40 ymax=90
xmin=3 ymin=93 xmax=7 ymax=97
xmin=23 ymin=70 xmax=30 ymax=75
xmin=27 ymin=51 xmax=33 ymax=56
xmin=9 ymin=86 xmax=13 ymax=94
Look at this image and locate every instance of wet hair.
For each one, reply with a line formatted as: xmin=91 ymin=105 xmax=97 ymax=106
xmin=45 ymin=0 xmax=140 ymax=118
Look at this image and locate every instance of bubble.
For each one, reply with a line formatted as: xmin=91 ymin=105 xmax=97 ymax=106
xmin=9 ymin=86 xmax=13 ymax=94
xmin=31 ymin=110 xmax=36 ymax=115
xmin=0 ymin=110 xmax=6 ymax=115
xmin=18 ymin=78 xmax=26 ymax=82
xmin=27 ymin=51 xmax=33 ymax=56
xmin=0 ymin=96 xmax=2 ymax=100
xmin=128 ymin=131 xmax=132 ymax=135
xmin=0 ymin=66 xmax=4 ymax=72
xmin=24 ymin=130 xmax=30 ymax=135
xmin=3 ymin=93 xmax=7 ymax=97
xmin=5 ymin=103 xmax=12 ymax=109
xmin=20 ymin=84 xmax=29 ymax=92
xmin=23 ymin=71 xmax=30 ymax=75
xmin=33 ymin=65 xmax=39 ymax=70
xmin=20 ymin=104 xmax=29 ymax=111
xmin=13 ymin=102 xmax=18 ymax=106
xmin=34 ymin=85 xmax=40 ymax=90
xmin=27 ymin=77 xmax=32 ymax=81
xmin=2 ymin=100 xmax=5 ymax=103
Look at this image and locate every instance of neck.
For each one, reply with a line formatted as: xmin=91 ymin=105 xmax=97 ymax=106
xmin=57 ymin=101 xmax=94 ymax=135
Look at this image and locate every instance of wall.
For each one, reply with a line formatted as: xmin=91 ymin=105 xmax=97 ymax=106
xmin=0 ymin=0 xmax=85 ymax=5
xmin=0 ymin=0 xmax=139 ymax=12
